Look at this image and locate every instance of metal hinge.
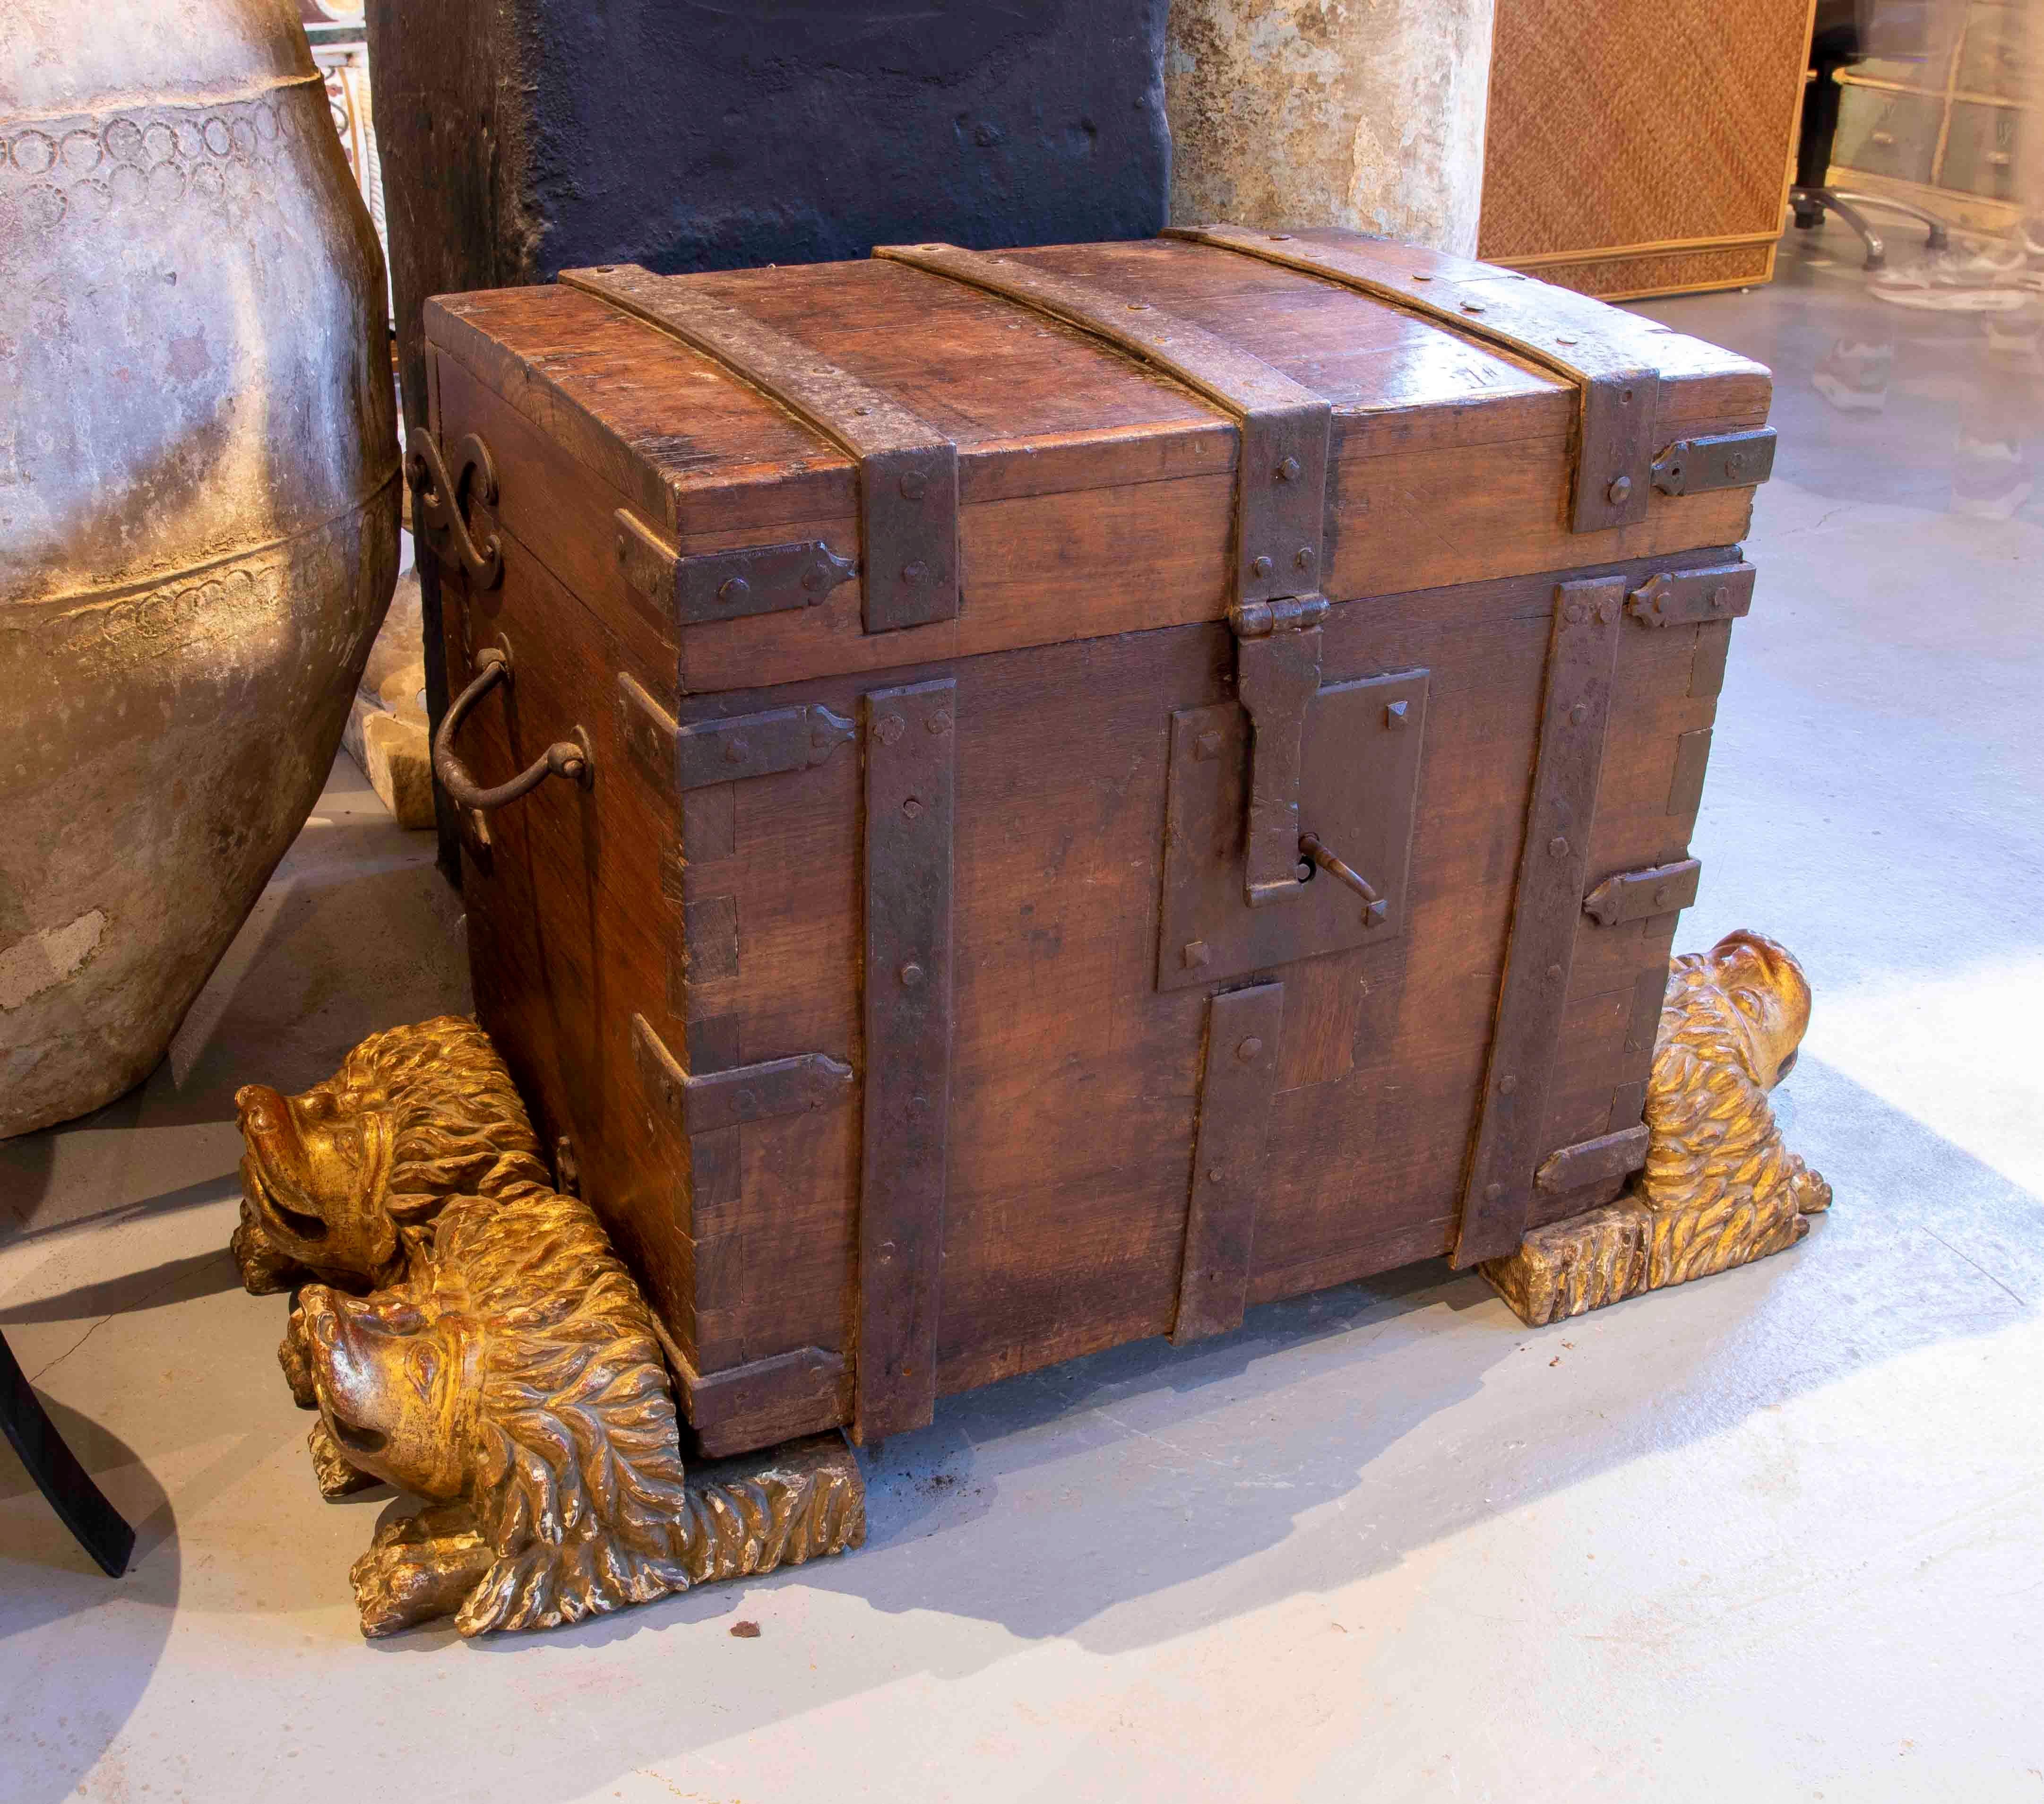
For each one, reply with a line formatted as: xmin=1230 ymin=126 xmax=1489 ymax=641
xmin=1626 ymin=560 xmax=1756 ymax=628
xmin=615 ymin=509 xmax=856 ymax=626
xmin=631 ymin=1014 xmax=854 ymax=1136
xmin=1650 ymin=429 xmax=1777 ymax=497
xmin=1535 ymin=1122 xmax=1650 ymax=1195
xmin=1583 ymin=857 xmax=1701 ymax=926
xmin=615 ymin=672 xmax=854 ymax=794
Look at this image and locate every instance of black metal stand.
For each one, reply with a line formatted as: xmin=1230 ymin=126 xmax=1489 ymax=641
xmin=0 ymin=1329 xmax=134 ymax=1577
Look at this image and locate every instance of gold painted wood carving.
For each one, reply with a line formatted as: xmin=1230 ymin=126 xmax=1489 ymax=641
xmin=232 ymin=1018 xmax=865 ymax=1638
xmin=1483 ymin=932 xmax=1832 ymax=1325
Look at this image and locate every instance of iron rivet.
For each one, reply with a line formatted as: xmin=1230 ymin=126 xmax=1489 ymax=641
xmin=1727 ymin=454 xmax=1746 ymax=474
xmin=1655 ymin=885 xmax=1673 ymax=906
xmin=1565 ymin=599 xmax=1589 ymax=624
xmin=899 ymin=471 xmax=928 ymax=501
xmin=902 ymin=796 xmax=924 ymax=819
xmin=1556 ymin=334 xmax=1578 ymax=345
xmin=1620 ymin=388 xmax=1635 ymax=404
xmin=1570 ymin=702 xmax=1589 ymax=726
xmin=1608 ymin=475 xmax=1633 ymax=505
xmin=928 ymin=708 xmax=952 ymax=734
xmin=1251 ymin=555 xmax=1274 ymax=579
xmin=1597 ymin=597 xmax=1618 ymax=624
xmin=874 ymin=713 xmax=906 ymax=745
xmin=1127 ymin=302 xmax=1152 ymax=311
xmin=1385 ymin=700 xmax=1409 ymax=728
xmin=802 ymin=567 xmax=824 ymax=591
xmin=724 ymin=738 xmax=747 ymax=764
xmin=1276 ymin=456 xmax=1302 ymax=483
xmin=1268 ymin=233 xmax=1293 ymax=242
xmin=1546 ymin=963 xmax=1564 ymax=981
xmin=1499 ymin=1074 xmax=1518 ymax=1095
xmin=1712 ymin=586 xmax=1732 ymax=612
xmin=1294 ymin=547 xmax=1315 ymax=571
xmin=718 ymin=577 xmax=750 ymax=605
xmin=1194 ymin=729 xmax=1223 ymax=761
xmin=737 ymin=1089 xmax=758 ymax=1113
xmin=899 ymin=961 xmax=924 ymax=987
xmin=902 ymin=561 xmax=928 ymax=583
xmin=1460 ymin=300 xmax=1485 ymax=314
xmin=1183 ymin=940 xmax=1210 ymax=968
xmin=1484 ymin=1182 xmax=1504 ymax=1202
xmin=1236 ymin=1036 xmax=1263 ymax=1063
xmin=1548 ymin=835 xmax=1569 ymax=857
xmin=1411 ymin=273 xmax=1433 ymax=283
xmin=1208 ymin=1165 xmax=1225 ymax=1182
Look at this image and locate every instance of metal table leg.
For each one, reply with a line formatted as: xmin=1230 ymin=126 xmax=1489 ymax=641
xmin=0 ymin=1329 xmax=134 ymax=1577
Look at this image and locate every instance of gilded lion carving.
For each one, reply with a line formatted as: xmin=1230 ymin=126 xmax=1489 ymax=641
xmin=1483 ymin=931 xmax=1831 ymax=1326
xmin=232 ymin=1014 xmax=550 ymax=1295
xmin=301 ymin=1186 xmax=863 ymax=1638
xmin=233 ymin=1017 xmax=866 ymax=1636
xmin=233 ymin=1015 xmax=556 ymax=1496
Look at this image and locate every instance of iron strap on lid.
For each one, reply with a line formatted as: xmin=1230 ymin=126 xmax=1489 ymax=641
xmin=875 ymin=242 xmax=1331 ymax=605
xmin=559 ymin=263 xmax=960 ymax=633
xmin=1164 ymin=223 xmax=1665 ymax=536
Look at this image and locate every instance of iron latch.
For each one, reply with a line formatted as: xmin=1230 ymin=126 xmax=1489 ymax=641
xmin=1230 ymin=595 xmax=1328 ymax=907
xmin=1650 ymin=429 xmax=1777 ymax=497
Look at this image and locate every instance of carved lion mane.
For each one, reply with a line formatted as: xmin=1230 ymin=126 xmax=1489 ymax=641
xmin=234 ymin=1014 xmax=552 ymax=1294
xmin=429 ymin=1191 xmax=698 ymax=1635
xmin=312 ymin=1184 xmax=863 ymax=1636
xmin=1635 ymin=929 xmax=1831 ymax=1285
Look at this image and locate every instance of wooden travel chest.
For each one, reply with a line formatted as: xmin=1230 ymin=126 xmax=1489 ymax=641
xmin=414 ymin=227 xmax=1777 ymax=1459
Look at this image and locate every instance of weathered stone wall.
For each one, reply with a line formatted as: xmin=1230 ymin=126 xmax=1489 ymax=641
xmin=1165 ymin=0 xmax=1496 ymax=254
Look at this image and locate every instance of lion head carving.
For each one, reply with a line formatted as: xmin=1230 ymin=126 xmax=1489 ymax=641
xmin=1637 ymin=929 xmax=1831 ymax=1284
xmin=232 ymin=1015 xmax=551 ymax=1295
xmin=298 ymin=1186 xmax=863 ymax=1638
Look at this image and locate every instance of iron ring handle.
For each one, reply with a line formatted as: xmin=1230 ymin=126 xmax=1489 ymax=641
xmin=432 ymin=647 xmax=594 ymax=812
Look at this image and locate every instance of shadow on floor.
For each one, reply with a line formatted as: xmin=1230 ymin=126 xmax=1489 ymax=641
xmin=270 ymin=1047 xmax=2040 ymax=1804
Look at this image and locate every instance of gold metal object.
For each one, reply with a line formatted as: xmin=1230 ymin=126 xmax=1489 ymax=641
xmin=1482 ymin=931 xmax=1832 ymax=1325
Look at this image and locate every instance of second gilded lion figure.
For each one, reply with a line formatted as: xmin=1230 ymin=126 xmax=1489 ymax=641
xmin=1483 ymin=930 xmax=1832 ymax=1326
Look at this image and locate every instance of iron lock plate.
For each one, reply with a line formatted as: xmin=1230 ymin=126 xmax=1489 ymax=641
xmin=1156 ymin=667 xmax=1430 ymax=992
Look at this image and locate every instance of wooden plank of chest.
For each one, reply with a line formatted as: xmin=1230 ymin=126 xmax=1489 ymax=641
xmin=426 ymin=256 xmax=1767 ymax=701
xmin=661 ymin=550 xmax=1721 ymax=1398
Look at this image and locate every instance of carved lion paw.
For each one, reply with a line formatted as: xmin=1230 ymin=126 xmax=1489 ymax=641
xmin=279 ymin=1303 xmax=319 ymax=1410
xmin=231 ymin=1200 xmax=306 ymax=1295
xmin=349 ymin=1517 xmax=492 ymax=1638
xmin=308 ymin=1418 xmax=381 ymax=1499
xmin=1790 ymin=1161 xmax=1833 ymax=1216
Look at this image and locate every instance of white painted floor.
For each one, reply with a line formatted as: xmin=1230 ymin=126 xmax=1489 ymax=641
xmin=4 ymin=229 xmax=2042 ymax=1803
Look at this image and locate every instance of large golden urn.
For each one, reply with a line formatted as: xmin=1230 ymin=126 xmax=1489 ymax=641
xmin=0 ymin=0 xmax=399 ymax=1135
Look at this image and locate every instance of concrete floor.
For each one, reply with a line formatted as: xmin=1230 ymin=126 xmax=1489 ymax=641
xmin=4 ymin=226 xmax=2041 ymax=1803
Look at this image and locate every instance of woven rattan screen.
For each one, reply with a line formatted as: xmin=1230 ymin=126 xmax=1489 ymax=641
xmin=1479 ymin=0 xmax=1818 ymax=299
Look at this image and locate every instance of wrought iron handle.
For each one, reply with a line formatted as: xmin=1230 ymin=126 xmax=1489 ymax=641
xmin=1299 ymin=832 xmax=1388 ymax=927
xmin=406 ymin=430 xmax=504 ymax=589
xmin=432 ymin=647 xmax=594 ymax=812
